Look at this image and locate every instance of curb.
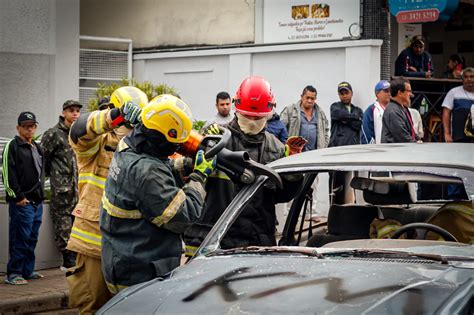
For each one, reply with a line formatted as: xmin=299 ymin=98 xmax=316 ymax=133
xmin=0 ymin=290 xmax=69 ymax=314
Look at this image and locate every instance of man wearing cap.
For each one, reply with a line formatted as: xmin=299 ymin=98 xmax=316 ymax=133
xmin=40 ymin=100 xmax=82 ymax=269
xmin=395 ymin=35 xmax=433 ymax=78
xmin=329 ymin=82 xmax=363 ymax=147
xmin=2 ymin=112 xmax=45 ymax=285
xmin=361 ymin=80 xmax=391 ymax=144
xmin=98 ymin=96 xmax=111 ymax=110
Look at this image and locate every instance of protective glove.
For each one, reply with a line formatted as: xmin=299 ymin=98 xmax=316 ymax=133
xmin=202 ymin=123 xmax=222 ymax=136
xmin=170 ymin=154 xmax=194 ymax=181
xmin=193 ymin=150 xmax=217 ymax=178
xmin=285 ymin=136 xmax=308 ymax=156
xmin=120 ymin=100 xmax=142 ymax=125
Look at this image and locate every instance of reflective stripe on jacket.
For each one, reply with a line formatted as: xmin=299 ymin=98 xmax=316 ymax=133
xmin=100 ymin=135 xmax=206 ymax=289
xmin=184 ymin=118 xmax=300 ymax=256
xmin=66 ymin=109 xmax=122 ymax=258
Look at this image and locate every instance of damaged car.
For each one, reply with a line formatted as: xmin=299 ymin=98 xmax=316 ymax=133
xmin=99 ymin=143 xmax=473 ymax=314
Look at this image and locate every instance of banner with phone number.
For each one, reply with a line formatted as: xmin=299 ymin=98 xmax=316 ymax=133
xmin=262 ymin=0 xmax=361 ymax=44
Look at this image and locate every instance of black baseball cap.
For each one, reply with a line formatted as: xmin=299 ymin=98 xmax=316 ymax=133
xmin=63 ymin=100 xmax=82 ymax=110
xmin=18 ymin=111 xmax=38 ymax=126
xmin=337 ymin=81 xmax=352 ymax=93
xmin=98 ymin=96 xmax=111 ymax=110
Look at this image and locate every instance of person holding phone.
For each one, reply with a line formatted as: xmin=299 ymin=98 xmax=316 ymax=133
xmin=442 ymin=54 xmax=465 ymax=80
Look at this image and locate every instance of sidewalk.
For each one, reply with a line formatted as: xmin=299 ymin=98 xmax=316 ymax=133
xmin=0 ymin=268 xmax=75 ymax=314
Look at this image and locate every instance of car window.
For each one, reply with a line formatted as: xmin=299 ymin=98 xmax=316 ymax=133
xmin=211 ymin=169 xmax=472 ymax=252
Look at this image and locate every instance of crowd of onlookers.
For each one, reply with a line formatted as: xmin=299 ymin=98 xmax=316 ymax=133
xmin=1 ymin=35 xmax=473 ymax=313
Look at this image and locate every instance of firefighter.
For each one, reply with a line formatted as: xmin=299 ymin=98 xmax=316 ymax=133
xmin=100 ymin=94 xmax=216 ymax=293
xmin=184 ymin=76 xmax=301 ymax=256
xmin=66 ymin=86 xmax=148 ymax=314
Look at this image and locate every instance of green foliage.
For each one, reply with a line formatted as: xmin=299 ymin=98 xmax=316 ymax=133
xmin=87 ymin=78 xmax=178 ymax=111
xmin=192 ymin=120 xmax=207 ymax=131
xmin=85 ymin=78 xmax=207 ymax=132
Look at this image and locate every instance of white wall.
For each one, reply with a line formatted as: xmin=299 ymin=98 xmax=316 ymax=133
xmin=134 ymin=39 xmax=383 ymax=122
xmin=0 ymin=0 xmax=79 ymax=138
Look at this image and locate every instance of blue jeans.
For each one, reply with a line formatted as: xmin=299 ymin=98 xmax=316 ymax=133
xmin=7 ymin=201 xmax=43 ymax=278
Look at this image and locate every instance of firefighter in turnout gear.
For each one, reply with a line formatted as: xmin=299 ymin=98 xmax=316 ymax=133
xmin=100 ymin=94 xmax=216 ymax=294
xmin=66 ymin=86 xmax=147 ymax=314
xmin=184 ymin=76 xmax=301 ymax=256
xmin=40 ymin=100 xmax=82 ymax=269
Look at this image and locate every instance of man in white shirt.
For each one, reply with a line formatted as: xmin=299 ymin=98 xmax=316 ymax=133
xmin=442 ymin=67 xmax=474 ymax=143
xmin=205 ymin=91 xmax=234 ymax=128
xmin=360 ymin=80 xmax=391 ymax=144
xmin=408 ymin=108 xmax=424 ymax=140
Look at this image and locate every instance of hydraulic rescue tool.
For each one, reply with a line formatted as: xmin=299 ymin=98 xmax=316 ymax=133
xmin=177 ymin=127 xmax=283 ymax=189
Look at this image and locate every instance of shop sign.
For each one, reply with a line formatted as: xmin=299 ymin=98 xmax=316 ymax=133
xmin=396 ymin=8 xmax=440 ymax=23
xmin=389 ymin=0 xmax=459 ymax=22
xmin=263 ymin=0 xmax=361 ymax=44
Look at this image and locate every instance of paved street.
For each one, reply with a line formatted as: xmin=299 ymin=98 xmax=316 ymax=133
xmin=0 ymin=268 xmax=74 ymax=314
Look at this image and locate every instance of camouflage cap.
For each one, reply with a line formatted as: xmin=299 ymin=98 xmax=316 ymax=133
xmin=63 ymin=100 xmax=82 ymax=110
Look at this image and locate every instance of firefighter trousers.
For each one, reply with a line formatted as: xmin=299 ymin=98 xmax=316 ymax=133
xmin=67 ymin=253 xmax=112 ymax=314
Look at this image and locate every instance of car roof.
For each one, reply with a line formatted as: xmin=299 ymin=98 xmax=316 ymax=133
xmin=269 ymin=143 xmax=473 ymax=172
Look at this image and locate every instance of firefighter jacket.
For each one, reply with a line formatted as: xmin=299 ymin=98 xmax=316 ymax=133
xmin=41 ymin=116 xmax=78 ymax=205
xmin=100 ymin=128 xmax=206 ymax=292
xmin=66 ymin=108 xmax=126 ymax=258
xmin=184 ymin=118 xmax=301 ymax=256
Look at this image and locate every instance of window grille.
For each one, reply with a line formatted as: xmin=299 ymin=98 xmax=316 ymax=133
xmin=361 ymin=0 xmax=391 ymax=80
xmin=79 ymin=36 xmax=132 ymax=110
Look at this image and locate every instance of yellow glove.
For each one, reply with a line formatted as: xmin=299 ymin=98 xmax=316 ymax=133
xmin=203 ymin=123 xmax=222 ymax=136
xmin=193 ymin=150 xmax=217 ymax=177
xmin=285 ymin=136 xmax=308 ymax=156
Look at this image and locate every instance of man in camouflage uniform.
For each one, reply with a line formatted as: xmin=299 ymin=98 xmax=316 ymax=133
xmin=41 ymin=100 xmax=82 ymax=269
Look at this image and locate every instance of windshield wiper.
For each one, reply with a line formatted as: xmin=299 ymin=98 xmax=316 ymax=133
xmin=205 ymin=246 xmax=322 ymax=257
xmin=205 ymin=246 xmax=473 ymax=264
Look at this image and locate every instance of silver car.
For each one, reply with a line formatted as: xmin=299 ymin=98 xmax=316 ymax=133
xmin=99 ymin=143 xmax=474 ymax=314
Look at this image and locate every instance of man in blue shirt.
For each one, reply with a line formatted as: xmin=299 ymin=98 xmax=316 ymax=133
xmin=280 ymin=85 xmax=329 ymax=151
xmin=280 ymin=85 xmax=329 ymax=221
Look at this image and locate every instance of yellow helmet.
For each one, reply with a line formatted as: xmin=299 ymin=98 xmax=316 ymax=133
xmin=110 ymin=86 xmax=148 ymax=109
xmin=142 ymin=94 xmax=193 ymax=143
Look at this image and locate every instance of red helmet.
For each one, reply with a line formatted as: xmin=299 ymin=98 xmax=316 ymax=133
xmin=234 ymin=76 xmax=276 ymax=117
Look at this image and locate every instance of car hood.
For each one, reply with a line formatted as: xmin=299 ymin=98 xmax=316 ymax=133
xmin=99 ymin=249 xmax=474 ymax=314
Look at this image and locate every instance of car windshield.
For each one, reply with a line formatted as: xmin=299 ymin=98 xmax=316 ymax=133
xmin=197 ymin=144 xmax=473 ymax=259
